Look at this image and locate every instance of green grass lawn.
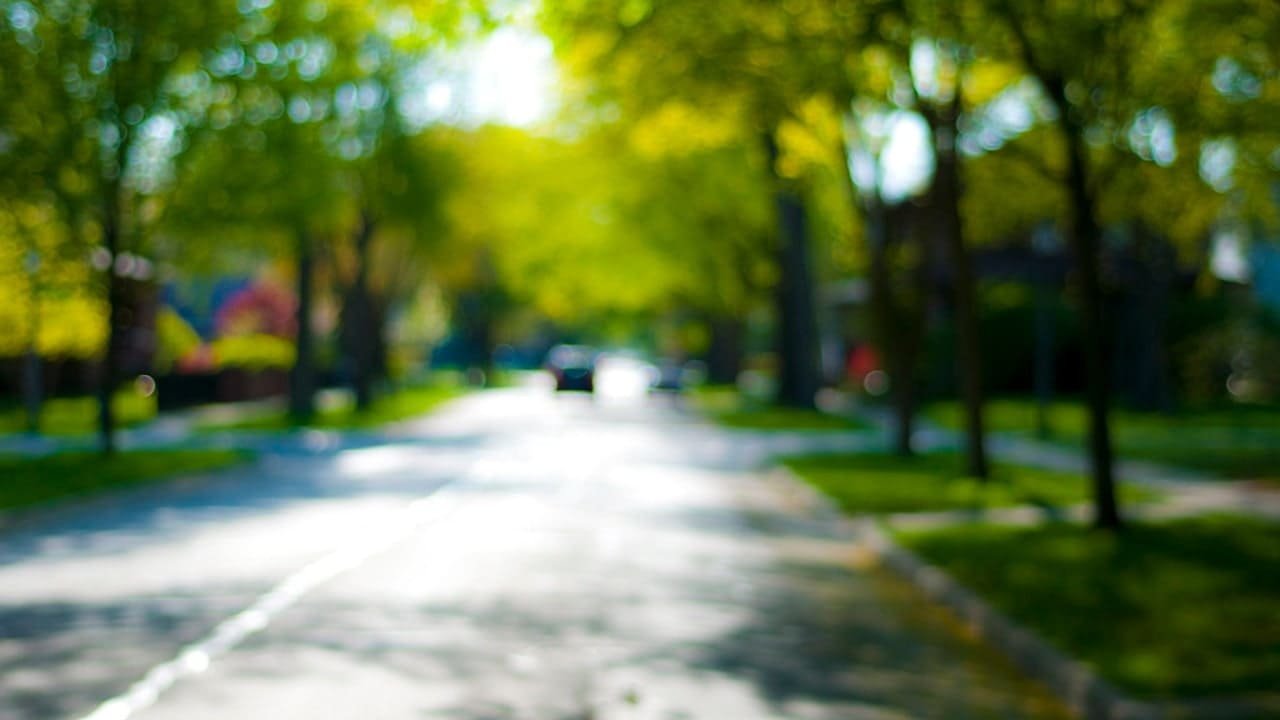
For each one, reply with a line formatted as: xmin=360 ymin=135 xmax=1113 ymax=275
xmin=201 ymin=383 xmax=466 ymax=432
xmin=898 ymin=516 xmax=1280 ymax=702
xmin=928 ymin=399 xmax=1280 ymax=481
xmin=0 ymin=448 xmax=252 ymax=511
xmin=784 ymin=450 xmax=1154 ymax=515
xmin=0 ymin=390 xmax=157 ymax=436
xmin=691 ymin=386 xmax=868 ymax=431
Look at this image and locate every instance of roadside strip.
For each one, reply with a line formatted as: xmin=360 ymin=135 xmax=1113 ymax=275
xmin=771 ymin=466 xmax=1273 ymax=720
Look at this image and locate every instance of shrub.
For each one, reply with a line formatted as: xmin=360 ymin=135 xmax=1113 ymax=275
xmin=210 ymin=333 xmax=295 ymax=371
xmin=214 ymin=281 xmax=296 ymax=338
xmin=154 ymin=307 xmax=202 ymax=373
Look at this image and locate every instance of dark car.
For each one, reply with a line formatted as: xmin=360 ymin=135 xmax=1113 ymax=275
xmin=546 ymin=345 xmax=597 ymax=392
xmin=651 ymin=360 xmax=685 ymax=393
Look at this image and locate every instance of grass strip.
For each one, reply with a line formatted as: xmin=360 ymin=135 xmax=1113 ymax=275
xmin=692 ymin=386 xmax=868 ymax=431
xmin=928 ymin=399 xmax=1280 ymax=482
xmin=897 ymin=516 xmax=1280 ymax=701
xmin=0 ymin=390 xmax=157 ymax=436
xmin=0 ymin=448 xmax=251 ymax=511
xmin=785 ymin=450 xmax=1154 ymax=515
xmin=202 ymin=383 xmax=466 ymax=432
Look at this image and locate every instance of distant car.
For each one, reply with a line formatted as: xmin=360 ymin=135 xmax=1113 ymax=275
xmin=650 ymin=360 xmax=685 ymax=393
xmin=546 ymin=345 xmax=597 ymax=392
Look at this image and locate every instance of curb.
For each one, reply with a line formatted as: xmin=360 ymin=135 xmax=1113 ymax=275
xmin=852 ymin=520 xmax=1157 ymax=720
xmin=768 ymin=466 xmax=1274 ymax=720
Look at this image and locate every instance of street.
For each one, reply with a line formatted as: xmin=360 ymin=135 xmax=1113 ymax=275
xmin=1 ymin=385 xmax=1068 ymax=720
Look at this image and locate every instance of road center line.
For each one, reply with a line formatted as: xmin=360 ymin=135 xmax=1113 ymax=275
xmin=76 ymin=476 xmax=471 ymax=720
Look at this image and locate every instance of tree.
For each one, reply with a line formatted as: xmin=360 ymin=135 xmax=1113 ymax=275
xmin=542 ymin=0 xmax=851 ymax=407
xmin=153 ymin=0 xmax=379 ymax=422
xmin=905 ymin=1 xmax=991 ymax=477
xmin=163 ymin=0 xmax=472 ymax=415
xmin=0 ymin=0 xmax=245 ymax=452
xmin=562 ymin=110 xmax=780 ymax=376
xmin=338 ymin=125 xmax=456 ymax=408
xmin=981 ymin=0 xmax=1184 ymax=527
xmin=164 ymin=114 xmax=349 ymax=422
xmin=437 ymin=126 xmax=688 ymax=337
xmin=814 ymin=5 xmax=936 ymax=457
xmin=0 ymin=3 xmax=99 ymax=432
xmin=313 ymin=2 xmax=478 ymax=409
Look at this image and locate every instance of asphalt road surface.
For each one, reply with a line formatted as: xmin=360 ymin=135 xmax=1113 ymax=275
xmin=0 ymin=383 xmax=1069 ymax=720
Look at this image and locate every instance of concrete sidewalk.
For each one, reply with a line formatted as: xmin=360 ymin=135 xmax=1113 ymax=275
xmin=0 ymin=390 xmax=372 ymax=458
xmin=0 ymin=389 xmax=364 ymax=455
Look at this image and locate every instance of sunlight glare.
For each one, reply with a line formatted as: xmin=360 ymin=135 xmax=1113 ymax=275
xmin=462 ymin=27 xmax=556 ymax=127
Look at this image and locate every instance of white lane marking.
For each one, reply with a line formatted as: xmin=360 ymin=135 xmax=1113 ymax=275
xmin=76 ymin=488 xmax=469 ymax=720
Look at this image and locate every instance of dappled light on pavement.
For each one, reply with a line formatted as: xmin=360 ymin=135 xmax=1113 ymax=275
xmin=0 ymin=388 xmax=1068 ymax=720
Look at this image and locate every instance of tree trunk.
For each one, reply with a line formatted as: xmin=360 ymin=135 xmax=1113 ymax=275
xmin=370 ymin=297 xmax=389 ymax=385
xmin=1033 ymin=279 xmax=1056 ymax=439
xmin=23 ymin=265 xmax=42 ymax=433
xmin=1053 ymin=83 xmax=1121 ymax=530
xmin=471 ymin=301 xmax=495 ymax=378
xmin=996 ymin=8 xmax=1120 ymax=527
xmin=837 ymin=133 xmax=921 ymax=456
xmin=98 ymin=182 xmax=122 ymax=456
xmin=1123 ymin=225 xmax=1173 ymax=412
xmin=866 ymin=199 xmax=922 ymax=456
xmin=889 ymin=335 xmax=919 ymax=456
xmin=763 ymin=131 xmax=821 ymax=409
xmin=348 ymin=213 xmax=377 ymax=412
xmin=23 ymin=351 xmax=42 ymax=434
xmin=288 ymin=230 xmax=316 ymax=422
xmin=706 ymin=314 xmax=745 ymax=386
xmin=928 ymin=104 xmax=989 ymax=479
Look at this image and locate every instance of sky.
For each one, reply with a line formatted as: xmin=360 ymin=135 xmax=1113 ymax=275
xmin=405 ymin=26 xmax=558 ymax=129
xmin=455 ymin=27 xmax=558 ymax=127
xmin=438 ymin=26 xmax=934 ymax=199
